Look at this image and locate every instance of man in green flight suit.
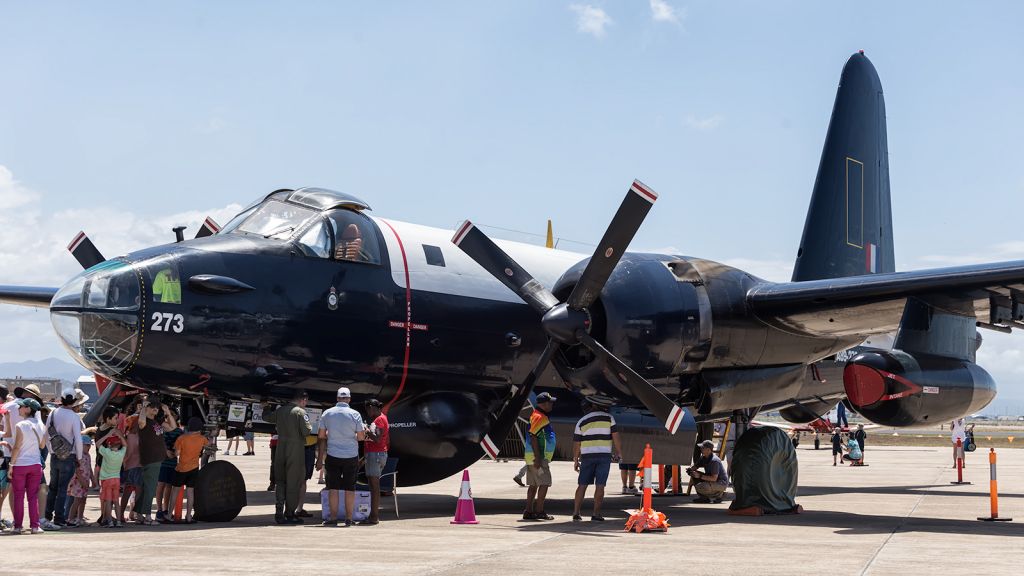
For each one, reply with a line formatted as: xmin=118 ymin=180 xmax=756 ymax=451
xmin=263 ymin=391 xmax=311 ymax=524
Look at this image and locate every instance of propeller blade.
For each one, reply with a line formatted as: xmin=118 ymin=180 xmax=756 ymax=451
xmin=480 ymin=339 xmax=559 ymax=459
xmin=578 ymin=332 xmax=684 ymax=435
xmin=452 ymin=220 xmax=559 ymax=315
xmin=566 ymin=180 xmax=658 ymax=310
xmin=195 ymin=216 xmax=221 ymax=238
xmin=67 ymin=231 xmax=106 ymax=269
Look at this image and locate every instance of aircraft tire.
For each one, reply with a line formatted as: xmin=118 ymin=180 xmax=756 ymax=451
xmin=194 ymin=460 xmax=247 ymax=522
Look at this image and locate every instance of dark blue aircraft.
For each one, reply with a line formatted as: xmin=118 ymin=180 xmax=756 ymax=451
xmin=1 ymin=52 xmax=1020 ymax=511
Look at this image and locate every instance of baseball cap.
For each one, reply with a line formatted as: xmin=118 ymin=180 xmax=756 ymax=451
xmin=81 ymin=434 xmax=93 ymax=446
xmin=336 ymin=387 xmax=351 ymax=398
xmin=536 ymin=392 xmax=557 ymax=403
xmin=104 ymin=436 xmax=123 ymax=449
xmin=16 ymin=397 xmax=41 ymax=412
xmin=697 ymin=440 xmax=715 ymax=450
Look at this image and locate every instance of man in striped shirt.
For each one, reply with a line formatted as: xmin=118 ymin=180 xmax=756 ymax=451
xmin=571 ymin=399 xmax=622 ymax=522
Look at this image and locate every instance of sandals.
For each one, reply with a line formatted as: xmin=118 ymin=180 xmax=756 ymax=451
xmin=137 ymin=517 xmax=156 ymax=526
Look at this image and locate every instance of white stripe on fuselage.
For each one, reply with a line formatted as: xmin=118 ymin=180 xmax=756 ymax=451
xmin=371 ymin=217 xmax=588 ymax=302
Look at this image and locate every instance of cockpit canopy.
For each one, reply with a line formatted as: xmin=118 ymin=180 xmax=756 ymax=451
xmin=220 ymin=187 xmax=381 ymax=264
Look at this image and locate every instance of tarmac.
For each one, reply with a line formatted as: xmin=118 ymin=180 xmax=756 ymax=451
xmin=5 ymin=440 xmax=1024 ymax=575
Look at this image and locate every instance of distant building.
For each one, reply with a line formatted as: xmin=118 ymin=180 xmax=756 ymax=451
xmin=0 ymin=376 xmax=63 ymax=401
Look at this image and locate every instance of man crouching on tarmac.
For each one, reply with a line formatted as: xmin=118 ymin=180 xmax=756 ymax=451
xmin=686 ymin=440 xmax=729 ymax=504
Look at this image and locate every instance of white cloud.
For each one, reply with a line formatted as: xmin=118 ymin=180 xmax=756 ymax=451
xmin=197 ymin=116 xmax=227 ymax=135
xmin=569 ymin=4 xmax=612 ymax=38
xmin=649 ymin=0 xmax=681 ymax=23
xmin=0 ymin=165 xmax=242 ymax=361
xmin=914 ymin=241 xmax=1024 ymax=269
xmin=0 ymin=165 xmax=40 ymax=211
xmin=684 ymin=114 xmax=724 ymax=131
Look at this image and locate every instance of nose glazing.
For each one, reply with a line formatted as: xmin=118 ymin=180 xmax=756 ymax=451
xmin=50 ymin=260 xmax=142 ymax=376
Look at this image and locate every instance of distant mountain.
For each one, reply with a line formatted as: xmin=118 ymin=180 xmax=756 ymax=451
xmin=0 ymin=357 xmax=90 ymax=382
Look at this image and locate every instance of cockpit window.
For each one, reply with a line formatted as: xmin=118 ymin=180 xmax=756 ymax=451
xmin=327 ymin=210 xmax=381 ymax=264
xmin=234 ymin=200 xmax=317 ymax=239
xmin=295 ymin=219 xmax=331 ymax=258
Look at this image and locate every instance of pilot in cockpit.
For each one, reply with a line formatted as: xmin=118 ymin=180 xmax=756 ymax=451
xmin=334 ymin=224 xmax=366 ymax=262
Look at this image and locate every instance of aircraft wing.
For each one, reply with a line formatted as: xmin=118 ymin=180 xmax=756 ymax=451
xmin=0 ymin=286 xmax=58 ymax=308
xmin=747 ymin=260 xmax=1024 ymax=337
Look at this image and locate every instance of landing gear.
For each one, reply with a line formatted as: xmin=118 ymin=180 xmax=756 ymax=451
xmin=729 ymin=425 xmax=801 ymax=515
xmin=194 ymin=460 xmax=247 ymax=522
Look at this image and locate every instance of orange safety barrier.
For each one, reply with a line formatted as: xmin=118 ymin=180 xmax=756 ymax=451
xmin=978 ymin=448 xmax=1012 ymax=522
xmin=624 ymin=444 xmax=670 ymax=533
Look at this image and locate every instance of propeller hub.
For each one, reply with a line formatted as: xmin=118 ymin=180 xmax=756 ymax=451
xmin=541 ymin=303 xmax=591 ymax=344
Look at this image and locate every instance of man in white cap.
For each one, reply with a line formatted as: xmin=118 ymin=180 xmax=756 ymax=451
xmin=315 ymin=387 xmax=364 ymax=527
xmin=44 ymin=389 xmax=84 ymax=527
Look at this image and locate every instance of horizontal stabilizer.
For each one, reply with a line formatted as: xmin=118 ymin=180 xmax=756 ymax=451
xmin=0 ymin=285 xmax=58 ymax=308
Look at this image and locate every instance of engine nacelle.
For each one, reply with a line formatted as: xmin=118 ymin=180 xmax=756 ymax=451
xmin=842 ymin=350 xmax=996 ymax=427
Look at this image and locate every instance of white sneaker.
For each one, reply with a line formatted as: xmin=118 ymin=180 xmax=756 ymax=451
xmin=40 ymin=520 xmax=62 ymax=531
xmin=31 ymin=527 xmax=44 ymax=534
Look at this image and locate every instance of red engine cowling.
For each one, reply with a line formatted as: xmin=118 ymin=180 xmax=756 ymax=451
xmin=842 ymin=350 xmax=995 ymax=427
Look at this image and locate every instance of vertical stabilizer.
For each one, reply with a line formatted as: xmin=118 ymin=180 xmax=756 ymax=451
xmin=792 ymin=52 xmax=894 ymax=281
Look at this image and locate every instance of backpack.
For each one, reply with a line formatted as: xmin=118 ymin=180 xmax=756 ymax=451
xmin=48 ymin=415 xmax=75 ymax=460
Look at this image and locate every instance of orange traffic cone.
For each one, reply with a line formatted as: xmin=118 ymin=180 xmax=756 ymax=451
xmin=451 ymin=470 xmax=479 ymax=524
xmin=624 ymin=444 xmax=670 ymax=533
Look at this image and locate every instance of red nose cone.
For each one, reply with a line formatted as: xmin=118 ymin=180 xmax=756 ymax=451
xmin=843 ymin=363 xmax=885 ymax=406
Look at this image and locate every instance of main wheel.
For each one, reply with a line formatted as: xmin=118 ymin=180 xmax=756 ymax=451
xmin=730 ymin=426 xmax=799 ymax=514
xmin=194 ymin=460 xmax=247 ymax=522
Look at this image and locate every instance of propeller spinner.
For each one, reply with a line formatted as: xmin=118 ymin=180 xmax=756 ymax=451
xmin=452 ymin=180 xmax=683 ymax=459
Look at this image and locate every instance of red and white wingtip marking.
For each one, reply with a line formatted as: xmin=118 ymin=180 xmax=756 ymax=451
xmin=68 ymin=231 xmax=88 ymax=252
xmin=203 ymin=216 xmax=221 ymax=233
xmin=630 ymin=180 xmax=658 ymax=204
xmin=665 ymin=404 xmax=684 ymax=435
xmin=481 ymin=434 xmax=500 ymax=460
xmin=452 ymin=220 xmax=475 ymax=246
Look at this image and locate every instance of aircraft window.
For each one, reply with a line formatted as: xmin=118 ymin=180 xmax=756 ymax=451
xmin=51 ymin=260 xmax=140 ymax=311
xmin=236 ymin=200 xmax=316 ymax=239
xmin=327 ymin=211 xmax=380 ymax=264
xmin=423 ymin=245 xmax=445 ymax=267
xmin=219 ymin=204 xmax=259 ymax=235
xmin=149 ymin=260 xmax=182 ymax=305
xmin=296 ymin=219 xmax=331 ymax=258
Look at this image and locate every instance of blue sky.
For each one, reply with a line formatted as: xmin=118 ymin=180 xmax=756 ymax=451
xmin=1 ymin=2 xmax=1023 ymax=411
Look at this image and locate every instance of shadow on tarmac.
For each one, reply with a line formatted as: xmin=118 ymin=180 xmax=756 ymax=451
xmin=65 ymin=487 xmax=1021 ymax=538
xmin=798 ymin=484 xmax=1024 ymax=499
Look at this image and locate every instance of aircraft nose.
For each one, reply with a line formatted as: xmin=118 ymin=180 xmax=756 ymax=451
xmin=49 ymin=259 xmax=143 ymax=377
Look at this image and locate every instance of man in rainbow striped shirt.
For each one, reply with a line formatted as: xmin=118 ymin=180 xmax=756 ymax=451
xmin=523 ymin=392 xmax=557 ymax=521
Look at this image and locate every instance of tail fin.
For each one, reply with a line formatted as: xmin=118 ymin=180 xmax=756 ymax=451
xmin=792 ymin=52 xmax=894 ymax=282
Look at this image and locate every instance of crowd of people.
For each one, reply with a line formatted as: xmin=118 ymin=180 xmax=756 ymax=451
xmin=518 ymin=394 xmax=732 ymax=522
xmin=263 ymin=387 xmax=389 ymax=527
xmin=0 ymin=384 xmax=208 ymax=535
xmin=0 ymin=382 xmax=393 ymax=534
